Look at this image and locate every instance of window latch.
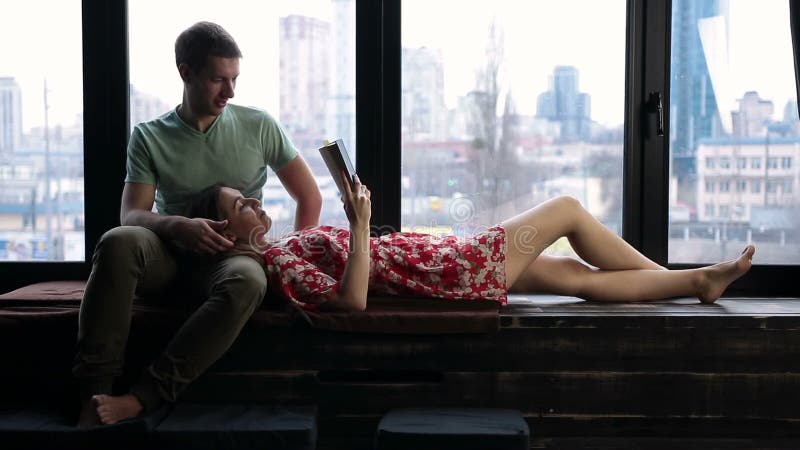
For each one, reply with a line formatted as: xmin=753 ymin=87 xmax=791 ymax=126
xmin=649 ymin=91 xmax=665 ymax=137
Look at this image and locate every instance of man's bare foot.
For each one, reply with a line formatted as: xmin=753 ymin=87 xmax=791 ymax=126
xmin=697 ymin=244 xmax=755 ymax=304
xmin=76 ymin=398 xmax=102 ymax=428
xmin=93 ymin=394 xmax=143 ymax=425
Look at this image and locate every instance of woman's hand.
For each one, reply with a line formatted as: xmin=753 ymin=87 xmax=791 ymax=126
xmin=341 ymin=172 xmax=371 ymax=232
xmin=337 ymin=172 xmax=371 ymax=311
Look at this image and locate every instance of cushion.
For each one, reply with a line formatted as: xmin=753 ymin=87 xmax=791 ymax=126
xmin=153 ymin=403 xmax=317 ymax=450
xmin=297 ymin=295 xmax=500 ymax=334
xmin=375 ymin=407 xmax=530 ymax=450
xmin=0 ymin=281 xmax=87 ymax=304
xmin=0 ymin=403 xmax=170 ymax=450
xmin=0 ymin=281 xmax=500 ymax=334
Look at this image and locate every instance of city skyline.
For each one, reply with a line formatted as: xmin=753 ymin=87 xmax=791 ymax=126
xmin=2 ymin=1 xmax=796 ymax=131
xmin=3 ymin=65 xmax=798 ymax=152
xmin=1 ymin=0 xmax=799 ymax=264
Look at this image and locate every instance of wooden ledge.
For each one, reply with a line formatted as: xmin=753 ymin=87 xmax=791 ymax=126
xmin=501 ymin=295 xmax=800 ymax=329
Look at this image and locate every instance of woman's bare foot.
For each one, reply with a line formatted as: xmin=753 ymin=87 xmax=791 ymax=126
xmin=697 ymin=244 xmax=755 ymax=304
xmin=76 ymin=398 xmax=102 ymax=428
xmin=92 ymin=394 xmax=143 ymax=425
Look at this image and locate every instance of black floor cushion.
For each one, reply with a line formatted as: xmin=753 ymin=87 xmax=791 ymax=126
xmin=0 ymin=403 xmax=170 ymax=450
xmin=153 ymin=403 xmax=317 ymax=450
xmin=375 ymin=407 xmax=530 ymax=450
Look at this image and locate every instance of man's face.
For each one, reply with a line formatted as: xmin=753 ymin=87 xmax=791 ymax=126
xmin=182 ymin=56 xmax=240 ymax=117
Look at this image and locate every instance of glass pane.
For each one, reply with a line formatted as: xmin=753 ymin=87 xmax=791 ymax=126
xmin=129 ymin=0 xmax=355 ymax=235
xmin=0 ymin=0 xmax=85 ymax=261
xmin=401 ymin=0 xmax=626 ymax=260
xmin=669 ymin=0 xmax=799 ymax=264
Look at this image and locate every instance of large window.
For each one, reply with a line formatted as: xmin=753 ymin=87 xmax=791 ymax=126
xmin=1 ymin=0 xmax=797 ymax=294
xmin=669 ymin=0 xmax=799 ymax=264
xmin=0 ymin=0 xmax=85 ymax=261
xmin=401 ymin=0 xmax=626 ymax=260
xmin=128 ymin=0 xmax=355 ymax=235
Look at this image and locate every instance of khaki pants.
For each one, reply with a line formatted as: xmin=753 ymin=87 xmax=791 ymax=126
xmin=72 ymin=226 xmax=267 ymax=410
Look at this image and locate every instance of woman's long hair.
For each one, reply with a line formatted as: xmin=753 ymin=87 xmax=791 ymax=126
xmin=182 ymin=183 xmax=265 ymax=265
xmin=182 ymin=183 xmax=224 ymax=221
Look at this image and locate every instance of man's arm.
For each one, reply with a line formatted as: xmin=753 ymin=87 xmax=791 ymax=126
xmin=120 ymin=182 xmax=233 ymax=254
xmin=275 ymin=155 xmax=323 ymax=230
xmin=120 ymin=182 xmax=176 ymax=233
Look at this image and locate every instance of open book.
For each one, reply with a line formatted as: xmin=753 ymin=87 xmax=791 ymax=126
xmin=318 ymin=138 xmax=356 ymax=194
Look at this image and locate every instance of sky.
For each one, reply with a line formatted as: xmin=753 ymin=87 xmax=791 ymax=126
xmin=402 ymin=0 xmax=629 ymax=123
xmin=0 ymin=0 xmax=796 ymax=131
xmin=401 ymin=0 xmax=797 ymax=126
xmin=127 ymin=0 xmax=336 ymax=119
xmin=0 ymin=0 xmax=83 ymax=131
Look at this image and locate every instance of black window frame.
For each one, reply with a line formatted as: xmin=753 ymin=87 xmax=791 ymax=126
xmin=0 ymin=0 xmax=127 ymax=293
xmin=1 ymin=0 xmax=798 ymax=297
xmin=640 ymin=0 xmax=800 ymax=296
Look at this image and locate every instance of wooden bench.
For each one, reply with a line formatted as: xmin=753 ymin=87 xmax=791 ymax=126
xmin=2 ymin=282 xmax=800 ymax=449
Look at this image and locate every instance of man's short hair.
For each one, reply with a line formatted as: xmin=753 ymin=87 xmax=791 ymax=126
xmin=175 ymin=21 xmax=242 ymax=72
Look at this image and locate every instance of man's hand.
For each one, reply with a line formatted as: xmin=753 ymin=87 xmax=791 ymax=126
xmin=171 ymin=217 xmax=235 ymax=255
xmin=341 ymin=172 xmax=371 ymax=231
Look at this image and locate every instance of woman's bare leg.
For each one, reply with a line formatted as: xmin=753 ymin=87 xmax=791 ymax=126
xmin=509 ymin=246 xmax=755 ymax=303
xmin=501 ymin=196 xmax=663 ymax=289
xmin=508 ymin=255 xmax=592 ymax=297
xmin=565 ymin=200 xmax=665 ymax=271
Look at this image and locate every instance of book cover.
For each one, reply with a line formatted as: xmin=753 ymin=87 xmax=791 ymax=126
xmin=318 ymin=138 xmax=356 ymax=194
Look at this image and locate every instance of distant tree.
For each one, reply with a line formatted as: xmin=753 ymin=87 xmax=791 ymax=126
xmin=467 ymin=19 xmax=522 ymax=222
xmin=585 ymin=149 xmax=623 ymax=223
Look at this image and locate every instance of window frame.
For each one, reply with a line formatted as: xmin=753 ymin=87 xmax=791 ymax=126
xmin=0 ymin=0 xmax=127 ymax=293
xmin=641 ymin=0 xmax=800 ymax=296
xmin=626 ymin=0 xmax=670 ymax=262
xmin=356 ymin=0 xmax=401 ymax=231
xmin=2 ymin=0 xmax=799 ymax=296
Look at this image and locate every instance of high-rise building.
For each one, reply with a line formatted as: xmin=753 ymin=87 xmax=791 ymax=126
xmin=327 ymin=0 xmax=356 ymax=153
xmin=782 ymin=100 xmax=800 ymax=136
xmin=784 ymin=100 xmax=799 ymax=123
xmin=402 ymin=47 xmax=446 ymax=141
xmin=0 ymin=77 xmax=23 ymax=153
xmin=670 ymin=0 xmax=728 ymax=178
xmin=535 ymin=66 xmax=591 ymax=142
xmin=279 ymin=14 xmax=331 ymax=147
xmin=129 ymin=84 xmax=170 ymax=131
xmin=731 ymin=91 xmax=774 ymax=138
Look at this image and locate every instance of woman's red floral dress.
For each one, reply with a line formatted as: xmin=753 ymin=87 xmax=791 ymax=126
xmin=262 ymin=225 xmax=508 ymax=310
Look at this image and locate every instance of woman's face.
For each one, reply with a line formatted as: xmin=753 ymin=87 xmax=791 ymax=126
xmin=217 ymin=187 xmax=272 ymax=244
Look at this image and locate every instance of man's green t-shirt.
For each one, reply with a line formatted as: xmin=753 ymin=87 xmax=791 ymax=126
xmin=125 ymin=104 xmax=299 ymax=216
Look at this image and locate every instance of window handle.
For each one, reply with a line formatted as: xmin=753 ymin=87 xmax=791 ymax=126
xmin=649 ymin=91 xmax=665 ymax=136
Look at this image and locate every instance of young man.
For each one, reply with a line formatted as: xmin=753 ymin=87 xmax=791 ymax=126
xmin=73 ymin=22 xmax=322 ymax=427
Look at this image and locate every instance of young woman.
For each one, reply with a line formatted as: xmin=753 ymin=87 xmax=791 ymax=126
xmin=184 ymin=174 xmax=755 ymax=312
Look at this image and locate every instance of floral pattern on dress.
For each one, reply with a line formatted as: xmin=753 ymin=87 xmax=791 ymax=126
xmin=262 ymin=225 xmax=507 ymax=310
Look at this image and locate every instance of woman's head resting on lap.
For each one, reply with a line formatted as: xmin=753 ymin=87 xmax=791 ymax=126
xmin=184 ymin=183 xmax=272 ymax=248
